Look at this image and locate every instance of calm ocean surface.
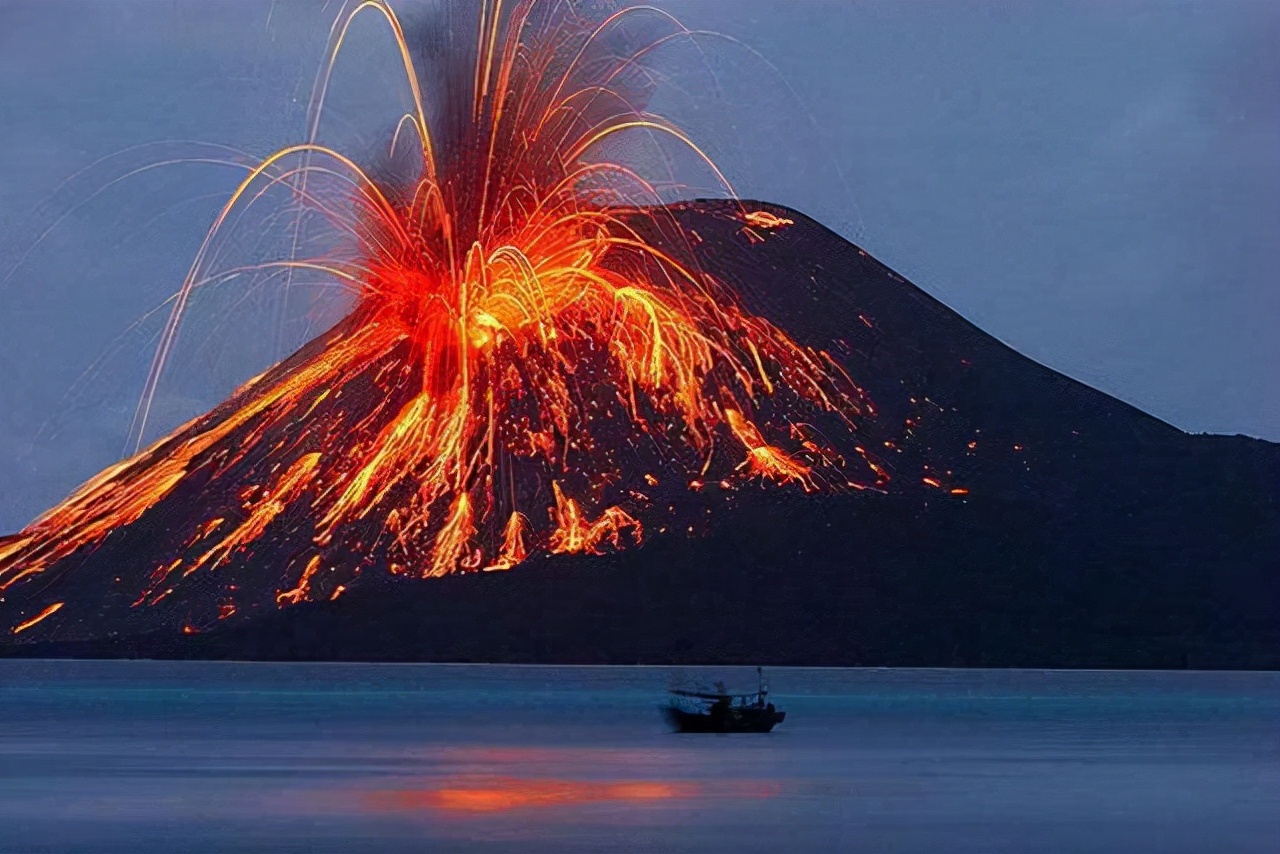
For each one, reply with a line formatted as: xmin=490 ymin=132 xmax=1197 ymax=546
xmin=1 ymin=662 xmax=1276 ymax=853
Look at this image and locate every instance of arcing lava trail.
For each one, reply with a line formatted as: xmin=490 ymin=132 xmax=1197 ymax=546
xmin=0 ymin=1 xmax=891 ymax=642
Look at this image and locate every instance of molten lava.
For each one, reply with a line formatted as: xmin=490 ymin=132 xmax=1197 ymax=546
xmin=0 ymin=0 xmax=886 ymax=640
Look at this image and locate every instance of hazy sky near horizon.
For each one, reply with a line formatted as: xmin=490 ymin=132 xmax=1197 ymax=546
xmin=0 ymin=0 xmax=1277 ymax=530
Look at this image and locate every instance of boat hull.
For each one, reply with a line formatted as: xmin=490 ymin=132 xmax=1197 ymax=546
xmin=663 ymin=705 xmax=785 ymax=733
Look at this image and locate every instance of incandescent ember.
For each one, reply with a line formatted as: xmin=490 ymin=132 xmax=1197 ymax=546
xmin=0 ymin=1 xmax=894 ymax=641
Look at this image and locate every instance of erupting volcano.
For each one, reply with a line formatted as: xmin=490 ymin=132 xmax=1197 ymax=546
xmin=0 ymin=1 xmax=888 ymax=642
xmin=5 ymin=1 xmax=1276 ymax=667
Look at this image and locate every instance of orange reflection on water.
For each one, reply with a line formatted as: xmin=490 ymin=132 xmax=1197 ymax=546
xmin=370 ymin=776 xmax=779 ymax=815
xmin=371 ymin=777 xmax=697 ymax=814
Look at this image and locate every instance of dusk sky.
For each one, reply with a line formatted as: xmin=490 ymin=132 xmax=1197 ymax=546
xmin=1 ymin=0 xmax=1276 ymax=530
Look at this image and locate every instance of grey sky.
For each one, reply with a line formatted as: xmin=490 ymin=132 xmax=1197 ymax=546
xmin=1 ymin=0 xmax=1277 ymax=531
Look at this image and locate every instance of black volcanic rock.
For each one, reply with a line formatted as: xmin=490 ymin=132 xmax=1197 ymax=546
xmin=4 ymin=200 xmax=1277 ymax=667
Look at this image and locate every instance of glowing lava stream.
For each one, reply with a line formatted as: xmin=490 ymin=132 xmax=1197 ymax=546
xmin=0 ymin=0 xmax=885 ymax=635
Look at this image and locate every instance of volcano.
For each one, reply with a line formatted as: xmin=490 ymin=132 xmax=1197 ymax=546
xmin=3 ymin=200 xmax=1276 ymax=668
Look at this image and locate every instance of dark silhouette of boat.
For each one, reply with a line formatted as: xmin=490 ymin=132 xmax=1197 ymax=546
xmin=663 ymin=667 xmax=786 ymax=733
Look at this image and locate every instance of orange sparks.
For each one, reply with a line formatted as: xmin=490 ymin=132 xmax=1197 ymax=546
xmin=484 ymin=512 xmax=529 ymax=571
xmin=11 ymin=602 xmax=63 ymax=635
xmin=276 ymin=555 xmax=324 ymax=606
xmin=741 ymin=210 xmax=794 ymax=230
xmin=548 ymin=483 xmax=641 ymax=556
xmin=429 ymin=493 xmax=478 ymax=578
xmin=192 ymin=452 xmax=321 ymax=575
xmin=0 ymin=0 xmax=884 ymax=637
xmin=724 ymin=409 xmax=813 ymax=489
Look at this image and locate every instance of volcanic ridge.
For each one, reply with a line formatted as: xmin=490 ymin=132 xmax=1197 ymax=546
xmin=1 ymin=200 xmax=1276 ymax=668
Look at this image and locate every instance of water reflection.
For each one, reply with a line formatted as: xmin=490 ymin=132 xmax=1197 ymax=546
xmin=370 ymin=777 xmax=704 ymax=814
xmin=2 ymin=663 xmax=1274 ymax=853
xmin=364 ymin=744 xmax=782 ymax=816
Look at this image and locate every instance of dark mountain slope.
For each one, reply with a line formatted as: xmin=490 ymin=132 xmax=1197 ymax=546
xmin=4 ymin=200 xmax=1277 ymax=666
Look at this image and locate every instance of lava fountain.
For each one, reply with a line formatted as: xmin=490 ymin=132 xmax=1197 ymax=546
xmin=0 ymin=0 xmax=884 ymax=640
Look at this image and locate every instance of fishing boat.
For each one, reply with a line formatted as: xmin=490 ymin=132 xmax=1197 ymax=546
xmin=663 ymin=667 xmax=786 ymax=733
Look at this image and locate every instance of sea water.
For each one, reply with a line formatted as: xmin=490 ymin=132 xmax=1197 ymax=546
xmin=1 ymin=661 xmax=1276 ymax=853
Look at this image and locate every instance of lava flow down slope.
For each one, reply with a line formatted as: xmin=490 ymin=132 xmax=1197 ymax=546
xmin=0 ymin=0 xmax=879 ymax=644
xmin=2 ymin=1 xmax=1277 ymax=666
